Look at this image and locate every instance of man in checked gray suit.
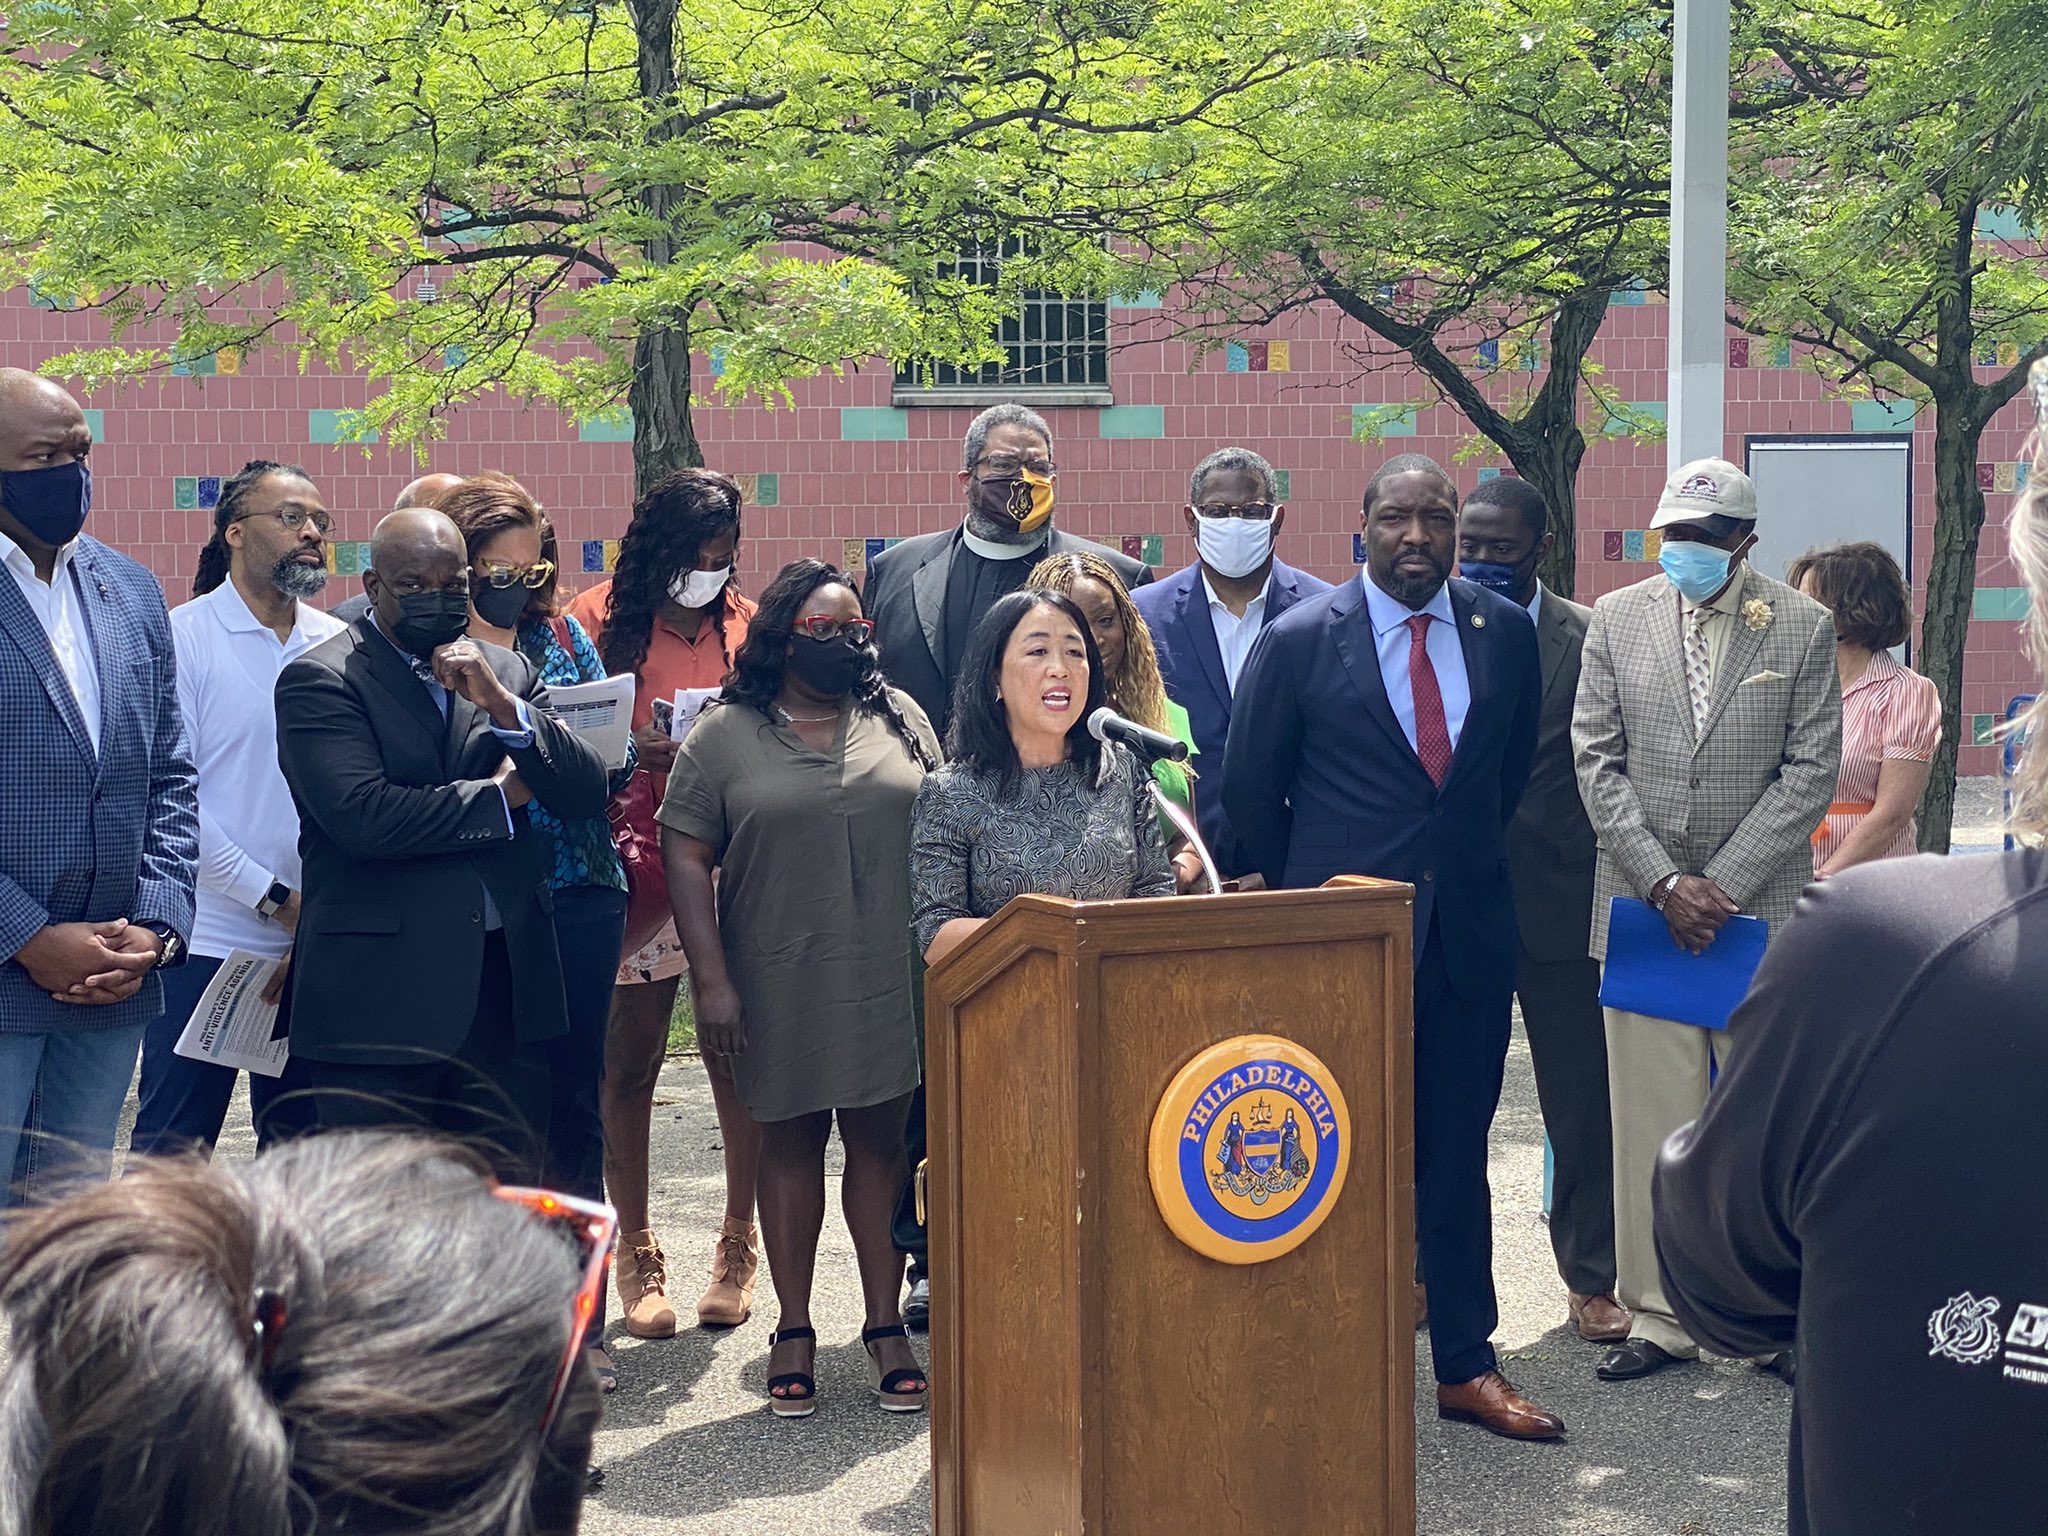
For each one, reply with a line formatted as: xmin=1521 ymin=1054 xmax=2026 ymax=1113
xmin=1572 ymin=456 xmax=1840 ymax=1382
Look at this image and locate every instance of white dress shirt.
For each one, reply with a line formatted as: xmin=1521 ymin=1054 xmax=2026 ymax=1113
xmin=0 ymin=529 xmax=101 ymax=752
xmin=1360 ymin=569 xmax=1471 ymax=755
xmin=1525 ymin=583 xmax=1544 ymax=628
xmin=1202 ymin=571 xmax=1269 ymax=694
xmin=171 ymin=580 xmax=346 ymax=959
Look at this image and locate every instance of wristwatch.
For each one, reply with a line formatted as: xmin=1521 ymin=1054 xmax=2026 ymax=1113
xmin=255 ymin=880 xmax=292 ymax=921
xmin=141 ymin=922 xmax=186 ymax=969
xmin=1649 ymin=872 xmax=1681 ymax=911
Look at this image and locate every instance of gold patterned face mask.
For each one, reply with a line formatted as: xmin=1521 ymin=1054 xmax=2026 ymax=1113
xmin=975 ymin=466 xmax=1056 ymax=535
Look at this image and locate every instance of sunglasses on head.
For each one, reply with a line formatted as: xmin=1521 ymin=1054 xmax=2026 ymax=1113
xmin=492 ymin=1185 xmax=618 ymax=1438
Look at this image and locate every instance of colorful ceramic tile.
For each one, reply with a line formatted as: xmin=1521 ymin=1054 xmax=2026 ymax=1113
xmin=1246 ymin=342 xmax=1270 ymax=372
xmin=82 ymin=410 xmax=103 ymax=441
xmin=323 ymin=543 xmax=339 ymax=573
xmin=842 ymin=538 xmax=867 ymax=574
xmin=840 ymin=407 xmax=909 ymax=441
xmin=1852 ymin=400 xmax=1917 ymax=432
xmin=709 ymin=346 xmax=727 ymax=378
xmin=309 ymin=409 xmax=380 ymax=445
xmin=1977 ymin=342 xmax=2000 ymax=367
xmin=1978 ymin=463 xmax=1997 ymax=491
xmin=1121 ymin=535 xmax=1146 ymax=561
xmin=171 ymin=360 xmax=192 ymax=378
xmin=2020 ymin=462 xmax=2031 ymax=489
xmin=1645 ymin=531 xmax=1663 ymax=560
xmin=1729 ymin=338 xmax=1750 ymax=369
xmin=1996 ymin=461 xmax=2018 ymax=493
xmin=1477 ymin=467 xmax=1500 ymax=482
xmin=581 ymin=540 xmax=606 ymax=573
xmin=1352 ymin=404 xmax=1418 ymax=438
xmin=1267 ymin=341 xmax=1290 ymax=373
xmin=443 ymin=346 xmax=468 ymax=369
xmin=1225 ymin=343 xmax=1249 ymax=373
xmin=1603 ymin=531 xmax=1624 ymax=561
xmin=1769 ymin=341 xmax=1792 ymax=369
xmin=1972 ymin=713 xmax=1997 ymax=746
xmin=1477 ymin=339 xmax=1499 ymax=370
xmin=333 ymin=542 xmax=363 ymax=576
xmin=1099 ymin=405 xmax=1166 ymax=439
xmin=734 ymin=474 xmax=758 ymax=503
xmin=197 ymin=477 xmax=221 ymax=509
xmin=754 ymin=473 xmax=780 ymax=507
xmin=578 ymin=410 xmax=633 ymax=444
xmin=602 ymin=540 xmax=621 ymax=572
xmin=173 ymin=477 xmax=199 ymax=510
xmin=1999 ymin=341 xmax=2022 ymax=367
xmin=1111 ymin=290 xmax=1163 ymax=309
xmin=216 ymin=349 xmax=241 ymax=377
xmin=865 ymin=538 xmax=888 ymax=567
xmin=1142 ymin=535 xmax=1165 ymax=567
xmin=1622 ymin=529 xmax=1645 ymax=562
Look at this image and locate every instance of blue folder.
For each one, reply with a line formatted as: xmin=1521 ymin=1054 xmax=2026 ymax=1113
xmin=1598 ymin=897 xmax=1769 ymax=1031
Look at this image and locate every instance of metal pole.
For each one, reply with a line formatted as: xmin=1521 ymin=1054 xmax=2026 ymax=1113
xmin=1668 ymin=0 xmax=1731 ymax=470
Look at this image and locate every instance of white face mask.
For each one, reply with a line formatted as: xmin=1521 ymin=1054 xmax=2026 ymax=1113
xmin=1194 ymin=514 xmax=1275 ymax=581
xmin=669 ymin=565 xmax=731 ymax=609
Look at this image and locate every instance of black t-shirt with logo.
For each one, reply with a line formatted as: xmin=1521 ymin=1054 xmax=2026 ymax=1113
xmin=1656 ymin=847 xmax=2048 ymax=1535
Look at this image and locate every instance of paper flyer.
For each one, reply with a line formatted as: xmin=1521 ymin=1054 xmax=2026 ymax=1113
xmin=173 ymin=949 xmax=291 ymax=1078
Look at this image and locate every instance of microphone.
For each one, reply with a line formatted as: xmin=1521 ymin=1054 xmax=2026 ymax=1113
xmin=1087 ymin=706 xmax=1190 ymax=764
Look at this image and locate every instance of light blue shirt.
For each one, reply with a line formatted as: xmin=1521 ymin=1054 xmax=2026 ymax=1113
xmin=1360 ymin=570 xmax=1471 ymax=756
xmin=1525 ymin=583 xmax=1544 ymax=627
xmin=368 ymin=614 xmax=534 ymax=929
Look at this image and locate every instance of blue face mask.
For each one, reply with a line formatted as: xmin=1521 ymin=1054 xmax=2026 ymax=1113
xmin=0 ymin=460 xmax=91 ymax=548
xmin=1659 ymin=539 xmax=1735 ymax=603
xmin=1458 ymin=560 xmax=1521 ymax=599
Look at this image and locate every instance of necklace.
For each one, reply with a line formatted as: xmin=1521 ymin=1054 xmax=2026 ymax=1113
xmin=777 ymin=704 xmax=842 ymax=724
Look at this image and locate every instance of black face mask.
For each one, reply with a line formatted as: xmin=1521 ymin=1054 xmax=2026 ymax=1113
xmin=786 ymin=633 xmax=869 ymax=697
xmin=390 ymin=589 xmax=472 ymax=657
xmin=471 ymin=581 xmax=530 ymax=631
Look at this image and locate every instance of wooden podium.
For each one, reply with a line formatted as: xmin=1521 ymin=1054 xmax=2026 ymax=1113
xmin=925 ymin=882 xmax=1417 ymax=1536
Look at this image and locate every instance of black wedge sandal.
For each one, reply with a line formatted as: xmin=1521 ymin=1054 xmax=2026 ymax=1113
xmin=862 ymin=1323 xmax=930 ymax=1414
xmin=766 ymin=1326 xmax=818 ymax=1419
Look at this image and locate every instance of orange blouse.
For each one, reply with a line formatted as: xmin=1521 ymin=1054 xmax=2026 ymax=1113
xmin=564 ymin=582 xmax=756 ymax=734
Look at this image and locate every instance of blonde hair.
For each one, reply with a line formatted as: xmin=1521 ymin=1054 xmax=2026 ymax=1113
xmin=1028 ymin=551 xmax=1174 ymax=736
xmin=2007 ymin=364 xmax=2048 ymax=838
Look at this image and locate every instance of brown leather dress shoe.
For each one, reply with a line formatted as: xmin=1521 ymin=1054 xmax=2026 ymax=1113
xmin=1568 ymin=1291 xmax=1632 ymax=1342
xmin=1436 ymin=1370 xmax=1566 ymax=1441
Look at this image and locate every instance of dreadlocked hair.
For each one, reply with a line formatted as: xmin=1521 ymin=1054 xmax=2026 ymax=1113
xmin=599 ymin=468 xmax=744 ymax=679
xmin=191 ymin=460 xmax=314 ymax=599
xmin=1027 ymin=550 xmax=1177 ymax=736
xmin=722 ymin=558 xmax=937 ymax=771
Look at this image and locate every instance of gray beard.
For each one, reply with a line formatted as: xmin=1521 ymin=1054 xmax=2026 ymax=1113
xmin=964 ymin=508 xmax=1042 ymax=546
xmin=270 ymin=554 xmax=329 ymax=599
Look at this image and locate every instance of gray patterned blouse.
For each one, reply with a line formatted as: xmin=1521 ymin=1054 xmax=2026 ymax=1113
xmin=908 ymin=744 xmax=1176 ymax=955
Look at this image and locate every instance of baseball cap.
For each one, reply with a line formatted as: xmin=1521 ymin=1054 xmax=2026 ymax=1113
xmin=1649 ymin=457 xmax=1758 ymax=530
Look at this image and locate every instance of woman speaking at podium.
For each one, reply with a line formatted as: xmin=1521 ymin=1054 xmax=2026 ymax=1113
xmin=911 ymin=588 xmax=1177 ymax=968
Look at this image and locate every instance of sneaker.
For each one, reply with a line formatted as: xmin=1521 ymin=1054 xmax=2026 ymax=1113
xmin=904 ymin=1276 xmax=930 ymax=1334
xmin=696 ymin=1218 xmax=759 ymax=1328
xmin=615 ymin=1230 xmax=678 ymax=1340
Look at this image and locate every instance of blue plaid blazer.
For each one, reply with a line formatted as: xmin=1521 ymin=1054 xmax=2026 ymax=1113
xmin=0 ymin=536 xmax=197 ymax=1031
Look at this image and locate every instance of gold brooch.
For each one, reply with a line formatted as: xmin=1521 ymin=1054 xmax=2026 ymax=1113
xmin=1742 ymin=599 xmax=1773 ymax=632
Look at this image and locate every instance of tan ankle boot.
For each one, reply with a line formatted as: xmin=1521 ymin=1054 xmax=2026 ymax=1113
xmin=615 ymin=1229 xmax=678 ymax=1339
xmin=695 ymin=1218 xmax=759 ymax=1327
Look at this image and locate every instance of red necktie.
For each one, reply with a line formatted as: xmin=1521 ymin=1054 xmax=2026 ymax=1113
xmin=1406 ymin=614 xmax=1453 ymax=787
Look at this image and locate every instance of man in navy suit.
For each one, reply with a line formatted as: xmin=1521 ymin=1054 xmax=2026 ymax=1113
xmin=0 ymin=369 xmax=198 ymax=1205
xmin=1132 ymin=447 xmax=1329 ymax=880
xmin=1224 ymin=453 xmax=1561 ymax=1440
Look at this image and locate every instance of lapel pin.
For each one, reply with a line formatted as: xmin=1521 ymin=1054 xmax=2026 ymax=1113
xmin=1471 ymin=613 xmax=1485 ymax=628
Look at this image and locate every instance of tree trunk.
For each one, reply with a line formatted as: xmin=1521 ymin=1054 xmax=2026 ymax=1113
xmin=1505 ymin=425 xmax=1587 ymax=599
xmin=1916 ymin=399 xmax=1990 ymax=852
xmin=629 ymin=324 xmax=702 ymax=492
xmin=626 ymin=0 xmax=702 ymax=491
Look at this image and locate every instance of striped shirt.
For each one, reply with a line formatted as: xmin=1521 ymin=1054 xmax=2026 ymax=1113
xmin=1812 ymin=649 xmax=1940 ymax=870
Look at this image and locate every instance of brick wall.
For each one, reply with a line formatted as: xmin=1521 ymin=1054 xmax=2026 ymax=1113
xmin=6 ymin=283 xmax=2034 ymax=772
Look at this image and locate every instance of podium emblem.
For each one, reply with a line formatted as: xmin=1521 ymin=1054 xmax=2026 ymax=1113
xmin=1148 ymin=1035 xmax=1352 ymax=1265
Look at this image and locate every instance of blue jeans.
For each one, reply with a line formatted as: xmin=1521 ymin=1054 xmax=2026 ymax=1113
xmin=132 ymin=954 xmax=308 ymax=1158
xmin=0 ymin=1018 xmax=150 ymax=1207
xmin=545 ymin=884 xmax=627 ymax=1349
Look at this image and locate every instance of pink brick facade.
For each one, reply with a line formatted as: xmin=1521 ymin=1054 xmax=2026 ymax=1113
xmin=5 ymin=284 xmax=2033 ymax=772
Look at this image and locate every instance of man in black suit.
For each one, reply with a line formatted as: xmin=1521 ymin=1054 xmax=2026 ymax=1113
xmin=276 ymin=508 xmax=607 ymax=1179
xmin=1456 ymin=478 xmax=1626 ymax=1344
xmin=1224 ymin=454 xmax=1562 ymax=1440
xmin=865 ymin=403 xmax=1150 ymax=736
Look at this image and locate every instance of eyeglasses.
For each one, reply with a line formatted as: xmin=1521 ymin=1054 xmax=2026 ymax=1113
xmin=792 ymin=615 xmax=875 ymax=644
xmin=239 ymin=506 xmax=334 ymax=534
xmin=493 ymin=1185 xmax=618 ymax=1439
xmin=474 ymin=558 xmax=557 ymax=590
xmin=1193 ymin=502 xmax=1277 ymax=522
xmin=975 ymin=455 xmax=1057 ymax=479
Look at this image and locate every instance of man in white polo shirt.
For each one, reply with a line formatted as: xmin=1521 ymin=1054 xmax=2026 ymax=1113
xmin=131 ymin=460 xmax=345 ymax=1155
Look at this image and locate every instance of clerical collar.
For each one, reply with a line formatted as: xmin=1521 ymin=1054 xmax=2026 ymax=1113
xmin=960 ymin=524 xmax=1049 ymax=562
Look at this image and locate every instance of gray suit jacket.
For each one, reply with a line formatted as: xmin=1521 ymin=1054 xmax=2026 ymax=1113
xmin=1572 ymin=566 xmax=1841 ymax=961
xmin=1509 ymin=585 xmax=1597 ymax=964
xmin=864 ymin=524 xmax=1151 ymax=733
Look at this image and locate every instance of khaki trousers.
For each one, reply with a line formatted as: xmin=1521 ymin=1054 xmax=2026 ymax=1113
xmin=1601 ymin=993 xmax=1737 ymax=1357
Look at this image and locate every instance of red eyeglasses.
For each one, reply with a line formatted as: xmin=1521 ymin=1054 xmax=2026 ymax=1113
xmin=792 ymin=615 xmax=875 ymax=644
xmin=493 ymin=1185 xmax=619 ymax=1437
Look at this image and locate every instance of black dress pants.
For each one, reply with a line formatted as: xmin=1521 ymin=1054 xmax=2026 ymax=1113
xmin=1515 ymin=949 xmax=1618 ymax=1297
xmin=1413 ymin=916 xmax=1514 ymax=1386
xmin=302 ymin=933 xmax=552 ymax=1184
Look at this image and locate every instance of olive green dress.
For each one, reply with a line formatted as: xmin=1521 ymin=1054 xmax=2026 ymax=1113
xmin=656 ymin=692 xmax=940 ymax=1123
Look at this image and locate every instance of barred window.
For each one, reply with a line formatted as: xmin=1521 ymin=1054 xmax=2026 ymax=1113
xmin=893 ymin=242 xmax=1112 ymax=405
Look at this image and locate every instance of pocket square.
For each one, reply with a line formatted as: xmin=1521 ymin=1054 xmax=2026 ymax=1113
xmin=1740 ymin=670 xmax=1788 ymax=685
